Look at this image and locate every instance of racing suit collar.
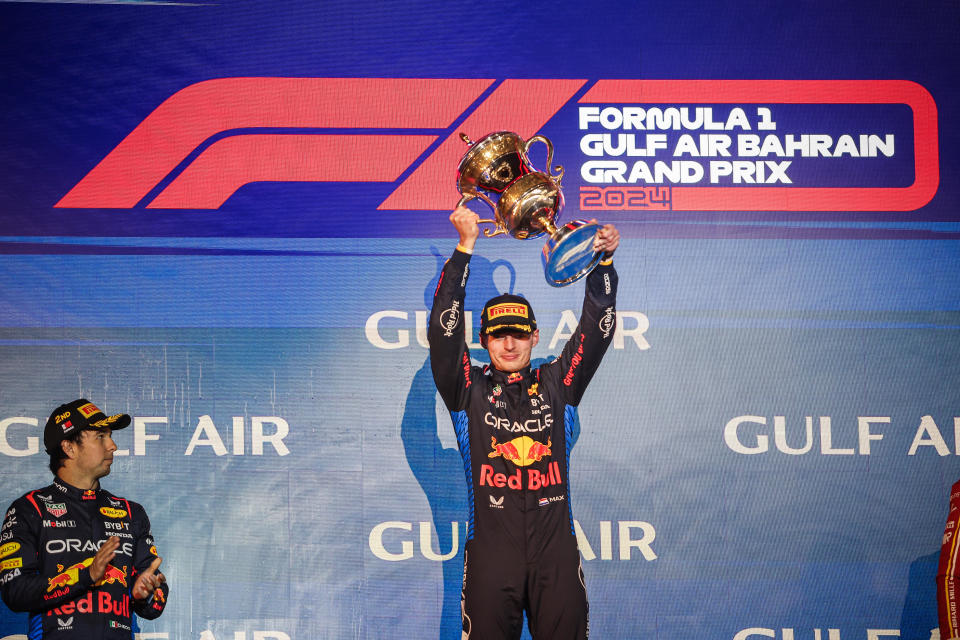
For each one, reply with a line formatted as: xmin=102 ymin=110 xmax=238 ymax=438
xmin=488 ymin=365 xmax=532 ymax=385
xmin=52 ymin=476 xmax=102 ymax=500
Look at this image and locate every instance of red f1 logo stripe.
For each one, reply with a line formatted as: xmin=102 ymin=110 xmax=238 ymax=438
xmin=55 ymin=78 xmax=494 ymax=209
xmin=146 ymin=134 xmax=436 ymax=209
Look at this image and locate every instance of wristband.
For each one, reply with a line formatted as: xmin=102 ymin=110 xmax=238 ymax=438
xmin=456 ymin=243 xmax=473 ymax=255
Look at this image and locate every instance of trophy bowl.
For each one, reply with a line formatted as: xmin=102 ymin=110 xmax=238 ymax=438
xmin=456 ymin=131 xmax=562 ymax=219
xmin=454 ymin=130 xmax=604 ymax=287
xmin=494 ymin=172 xmax=564 ymax=240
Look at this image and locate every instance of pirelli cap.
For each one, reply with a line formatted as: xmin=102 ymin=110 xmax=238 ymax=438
xmin=480 ymin=294 xmax=537 ymax=335
xmin=44 ymin=399 xmax=131 ymax=454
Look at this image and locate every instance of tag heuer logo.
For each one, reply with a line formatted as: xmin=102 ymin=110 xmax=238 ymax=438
xmin=45 ymin=503 xmax=67 ymax=518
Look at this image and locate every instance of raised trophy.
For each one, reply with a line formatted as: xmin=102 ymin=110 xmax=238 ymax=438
xmin=455 ymin=131 xmax=605 ymax=287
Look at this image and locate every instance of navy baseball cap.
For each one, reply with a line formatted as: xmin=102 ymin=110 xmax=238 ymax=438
xmin=44 ymin=399 xmax=131 ymax=454
xmin=480 ymin=294 xmax=537 ymax=335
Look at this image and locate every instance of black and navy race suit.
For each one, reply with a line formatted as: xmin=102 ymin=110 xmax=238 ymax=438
xmin=429 ymin=249 xmax=617 ymax=640
xmin=0 ymin=478 xmax=169 ymax=639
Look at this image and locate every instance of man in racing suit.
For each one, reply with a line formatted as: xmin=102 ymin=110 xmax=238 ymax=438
xmin=429 ymin=206 xmax=619 ymax=639
xmin=1 ymin=399 xmax=169 ymax=638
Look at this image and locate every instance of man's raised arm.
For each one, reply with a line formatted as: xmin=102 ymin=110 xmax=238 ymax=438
xmin=553 ymin=223 xmax=620 ymax=406
xmin=428 ymin=207 xmax=480 ymax=411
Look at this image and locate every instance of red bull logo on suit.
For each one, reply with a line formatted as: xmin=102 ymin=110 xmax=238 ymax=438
xmin=487 ymin=436 xmax=552 ymax=467
xmin=479 ymin=462 xmax=563 ymax=492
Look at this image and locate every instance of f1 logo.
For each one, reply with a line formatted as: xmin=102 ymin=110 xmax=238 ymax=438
xmin=55 ymin=77 xmax=586 ymax=210
xmin=56 ymin=78 xmax=937 ymax=212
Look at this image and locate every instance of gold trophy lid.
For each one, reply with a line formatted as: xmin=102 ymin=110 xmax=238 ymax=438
xmin=456 ymin=131 xmax=521 ymax=168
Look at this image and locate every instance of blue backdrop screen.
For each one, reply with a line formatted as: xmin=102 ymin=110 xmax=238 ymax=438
xmin=1 ymin=2 xmax=958 ymax=639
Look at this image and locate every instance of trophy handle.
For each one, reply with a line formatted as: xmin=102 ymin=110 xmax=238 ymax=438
xmin=524 ymin=135 xmax=563 ymax=183
xmin=477 ymin=219 xmax=508 ymax=238
xmin=456 ymin=193 xmax=508 ymax=237
xmin=550 ymin=164 xmax=565 ymax=187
